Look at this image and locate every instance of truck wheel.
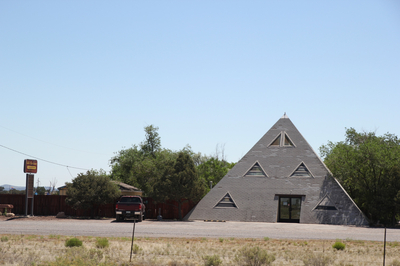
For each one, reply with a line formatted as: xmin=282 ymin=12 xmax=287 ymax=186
xmin=143 ymin=212 xmax=146 ymax=221
xmin=116 ymin=214 xmax=123 ymax=222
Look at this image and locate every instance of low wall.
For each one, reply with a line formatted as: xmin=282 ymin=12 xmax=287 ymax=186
xmin=0 ymin=194 xmax=197 ymax=219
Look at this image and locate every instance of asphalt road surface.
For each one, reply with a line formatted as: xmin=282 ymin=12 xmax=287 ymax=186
xmin=1 ymin=218 xmax=399 ymax=242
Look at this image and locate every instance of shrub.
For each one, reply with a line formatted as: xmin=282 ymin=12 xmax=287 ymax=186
xmin=263 ymin=237 xmax=270 ymax=241
xmin=332 ymin=241 xmax=346 ymax=250
xmin=95 ymin=237 xmax=109 ymax=249
xmin=88 ymin=248 xmax=103 ymax=261
xmin=65 ymin=237 xmax=83 ymax=247
xmin=391 ymin=259 xmax=400 ymax=266
xmin=167 ymin=260 xmax=195 ymax=266
xmin=46 ymin=247 xmax=103 ymax=266
xmin=1 ymin=236 xmax=8 ymax=242
xmin=203 ymin=255 xmax=222 ymax=266
xmin=235 ymin=246 xmax=275 ymax=266
xmin=131 ymin=244 xmax=141 ymax=254
xmin=303 ymin=252 xmax=334 ymax=266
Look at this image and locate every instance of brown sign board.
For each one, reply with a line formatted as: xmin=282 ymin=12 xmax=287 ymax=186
xmin=27 ymin=174 xmax=34 ymax=198
xmin=24 ymin=159 xmax=38 ymax=173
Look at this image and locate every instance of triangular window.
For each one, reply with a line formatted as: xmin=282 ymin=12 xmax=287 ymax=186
xmin=270 ymin=134 xmax=281 ymax=146
xmin=268 ymin=132 xmax=295 ymax=147
xmin=314 ymin=196 xmax=338 ymax=211
xmin=290 ymin=163 xmax=312 ymax=177
xmin=245 ymin=162 xmax=267 ymax=177
xmin=215 ymin=193 xmax=237 ymax=208
xmin=284 ymin=134 xmax=294 ymax=146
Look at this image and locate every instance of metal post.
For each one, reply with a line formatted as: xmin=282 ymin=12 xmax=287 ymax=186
xmin=25 ymin=174 xmax=28 ymax=216
xmin=383 ymin=227 xmax=387 ymax=266
xmin=130 ymin=219 xmax=136 ymax=262
xmin=31 ymin=190 xmax=34 ymax=216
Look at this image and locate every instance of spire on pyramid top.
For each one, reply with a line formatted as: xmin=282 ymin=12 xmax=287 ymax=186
xmin=281 ymin=112 xmax=289 ymax=119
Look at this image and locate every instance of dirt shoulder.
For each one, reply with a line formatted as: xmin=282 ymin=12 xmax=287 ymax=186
xmin=0 ymin=215 xmax=115 ymax=222
xmin=0 ymin=215 xmax=58 ymax=221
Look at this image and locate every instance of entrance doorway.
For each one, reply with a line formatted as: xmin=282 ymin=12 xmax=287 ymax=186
xmin=278 ymin=196 xmax=302 ymax=223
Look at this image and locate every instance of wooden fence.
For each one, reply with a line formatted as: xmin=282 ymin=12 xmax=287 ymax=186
xmin=0 ymin=194 xmax=197 ymax=220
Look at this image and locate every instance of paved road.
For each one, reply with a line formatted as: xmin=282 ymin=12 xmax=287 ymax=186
xmin=1 ymin=218 xmax=399 ymax=242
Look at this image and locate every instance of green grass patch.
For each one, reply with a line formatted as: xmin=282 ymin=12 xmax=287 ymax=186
xmin=332 ymin=241 xmax=346 ymax=250
xmin=131 ymin=244 xmax=141 ymax=254
xmin=303 ymin=252 xmax=334 ymax=266
xmin=65 ymin=237 xmax=83 ymax=247
xmin=96 ymin=237 xmax=109 ymax=249
xmin=235 ymin=246 xmax=275 ymax=266
xmin=203 ymin=254 xmax=222 ymax=266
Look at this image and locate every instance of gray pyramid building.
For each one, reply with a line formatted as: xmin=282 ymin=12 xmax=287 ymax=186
xmin=187 ymin=114 xmax=368 ymax=225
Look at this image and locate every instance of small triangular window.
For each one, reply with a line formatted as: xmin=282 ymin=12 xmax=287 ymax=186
xmin=215 ymin=193 xmax=237 ymax=208
xmin=270 ymin=134 xmax=281 ymax=146
xmin=245 ymin=162 xmax=267 ymax=177
xmin=269 ymin=132 xmax=295 ymax=147
xmin=284 ymin=134 xmax=294 ymax=146
xmin=290 ymin=163 xmax=312 ymax=177
xmin=314 ymin=196 xmax=338 ymax=210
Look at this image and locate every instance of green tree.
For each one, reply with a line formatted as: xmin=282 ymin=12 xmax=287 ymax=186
xmin=66 ymin=169 xmax=121 ymax=218
xmin=140 ymin=125 xmax=161 ymax=158
xmin=35 ymin=186 xmax=46 ymax=195
xmin=0 ymin=186 xmax=4 ymax=192
xmin=198 ymin=157 xmax=236 ymax=191
xmin=110 ymin=145 xmax=176 ymax=196
xmin=110 ymin=125 xmax=179 ymax=197
xmin=320 ymin=128 xmax=400 ymax=226
xmin=154 ymin=151 xmax=206 ymax=220
xmin=110 ymin=145 xmax=145 ymax=187
xmin=10 ymin=189 xmax=24 ymax=194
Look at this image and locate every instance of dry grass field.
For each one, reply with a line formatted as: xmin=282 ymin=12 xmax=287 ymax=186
xmin=0 ymin=234 xmax=399 ymax=266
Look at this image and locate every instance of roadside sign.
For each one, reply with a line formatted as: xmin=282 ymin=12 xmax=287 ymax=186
xmin=27 ymin=174 xmax=34 ymax=198
xmin=24 ymin=159 xmax=37 ymax=216
xmin=24 ymin=159 xmax=38 ymax=173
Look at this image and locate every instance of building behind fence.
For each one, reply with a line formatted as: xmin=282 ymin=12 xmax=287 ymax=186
xmin=0 ymin=194 xmax=197 ymax=220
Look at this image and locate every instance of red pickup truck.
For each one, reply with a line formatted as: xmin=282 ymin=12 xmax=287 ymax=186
xmin=115 ymin=196 xmax=145 ymax=222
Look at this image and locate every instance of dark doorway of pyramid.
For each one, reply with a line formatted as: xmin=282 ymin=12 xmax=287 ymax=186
xmin=278 ymin=196 xmax=302 ymax=223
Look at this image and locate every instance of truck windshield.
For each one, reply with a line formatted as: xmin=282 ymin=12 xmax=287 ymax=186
xmin=120 ymin=197 xmax=141 ymax=203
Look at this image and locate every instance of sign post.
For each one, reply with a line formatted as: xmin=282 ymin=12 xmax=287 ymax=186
xmin=24 ymin=159 xmax=37 ymax=216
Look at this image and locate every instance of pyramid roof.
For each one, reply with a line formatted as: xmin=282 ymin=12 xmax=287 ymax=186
xmin=227 ymin=114 xmax=326 ymax=179
xmin=186 ymin=115 xmax=368 ymax=225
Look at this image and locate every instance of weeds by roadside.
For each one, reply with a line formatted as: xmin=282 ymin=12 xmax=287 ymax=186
xmin=203 ymin=255 xmax=222 ymax=266
xmin=302 ymin=252 xmax=334 ymax=266
xmin=332 ymin=240 xmax=346 ymax=250
xmin=0 ymin=234 xmax=398 ymax=265
xmin=235 ymin=246 xmax=275 ymax=266
xmin=96 ymin=237 xmax=109 ymax=249
xmin=65 ymin=237 xmax=83 ymax=247
xmin=391 ymin=259 xmax=400 ymax=266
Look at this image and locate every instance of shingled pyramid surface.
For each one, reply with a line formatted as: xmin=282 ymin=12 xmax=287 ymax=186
xmin=186 ymin=115 xmax=368 ymax=225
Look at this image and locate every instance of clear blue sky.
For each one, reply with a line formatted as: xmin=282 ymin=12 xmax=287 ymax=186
xmin=1 ymin=1 xmax=399 ymax=188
